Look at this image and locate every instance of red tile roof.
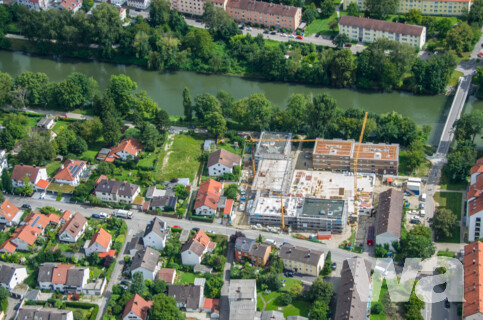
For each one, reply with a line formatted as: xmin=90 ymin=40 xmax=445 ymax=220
xmin=193 ymin=229 xmax=211 ymax=247
xmin=157 ymin=268 xmax=176 ymax=283
xmin=108 ymin=138 xmax=143 ymax=160
xmin=24 ymin=213 xmax=50 ymax=230
xmin=468 ymin=174 xmax=483 ymax=217
xmin=203 ymin=298 xmax=220 ymax=313
xmin=59 ymin=0 xmax=82 ymax=10
xmin=122 ymin=294 xmax=152 ymax=320
xmin=471 ymin=158 xmax=483 ymax=175
xmin=47 ymin=213 xmax=60 ymax=225
xmin=223 ymin=199 xmax=234 ymax=214
xmin=98 ymin=250 xmax=116 ymax=258
xmin=0 ymin=240 xmax=17 ymax=253
xmin=61 ymin=210 xmax=72 ymax=222
xmin=0 ymin=199 xmax=20 ymax=222
xmin=464 ymin=241 xmax=483 ymax=317
xmin=53 ymin=159 xmax=86 ymax=181
xmin=194 ymin=179 xmax=222 ymax=210
xmin=88 ymin=228 xmax=112 ymax=250
xmin=95 ymin=175 xmax=107 ymax=187
xmin=12 ymin=225 xmax=40 ymax=245
xmin=36 ymin=179 xmax=50 ymax=189
xmin=11 ymin=165 xmax=44 ymax=183
xmin=51 ymin=265 xmax=74 ymax=284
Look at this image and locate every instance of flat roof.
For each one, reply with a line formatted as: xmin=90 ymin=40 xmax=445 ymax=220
xmin=255 ymin=132 xmax=292 ymax=156
xmin=301 ymin=198 xmax=345 ymax=218
xmin=252 ymin=196 xmax=301 ymax=217
xmin=313 ymin=139 xmax=399 ymax=161
xmin=314 ymin=139 xmax=354 ymax=157
xmin=252 ymin=159 xmax=291 ymax=193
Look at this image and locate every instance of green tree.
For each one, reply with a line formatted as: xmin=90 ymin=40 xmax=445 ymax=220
xmin=91 ymin=3 xmax=123 ymax=57
xmin=182 ymin=87 xmax=193 ymax=121
xmin=133 ymin=31 xmax=150 ymax=59
xmin=0 ymin=72 xmax=13 ymax=107
xmin=66 ymin=72 xmax=98 ymax=104
xmin=257 ymin=46 xmax=287 ymax=81
xmin=18 ymin=132 xmax=57 ymax=166
xmin=201 ymin=2 xmax=240 ymax=41
xmin=204 ymin=275 xmax=224 ymax=298
xmin=153 ymin=109 xmax=171 ymax=134
xmin=102 ymin=113 xmax=122 ymax=147
xmin=321 ymin=251 xmax=332 ymax=276
xmin=320 ymin=0 xmax=335 ymax=18
xmin=347 ymin=2 xmax=361 ymax=16
xmin=474 ymin=66 xmax=483 ymax=98
xmin=406 ymin=139 xmax=425 ymax=172
xmin=286 ymin=94 xmax=308 ymax=132
xmin=194 ymin=93 xmax=221 ymax=120
xmin=453 ymin=110 xmax=483 ymax=143
xmin=309 ymin=300 xmax=329 ymax=320
xmin=183 ymin=29 xmax=215 ymax=61
xmin=405 ymin=292 xmax=424 ymax=320
xmin=371 ymin=302 xmax=384 ymax=314
xmin=216 ymin=90 xmax=235 ymax=118
xmin=328 ymin=18 xmax=339 ymax=32
xmin=224 ymin=184 xmax=238 ymax=199
xmin=399 ymin=225 xmax=435 ymax=259
xmin=106 ymin=74 xmax=137 ymax=116
xmin=435 ymin=18 xmax=452 ymax=38
xmin=0 ymin=131 xmax=15 ymax=150
xmin=152 ymin=279 xmax=167 ymax=294
xmin=149 ymin=0 xmax=171 ymax=27
xmin=174 ymin=184 xmax=189 ymax=200
xmin=404 ymin=9 xmax=422 ymax=24
xmin=131 ymin=272 xmax=147 ymax=295
xmin=446 ymin=23 xmax=474 ymax=55
xmin=72 ymin=117 xmax=103 ymax=145
xmin=469 ymin=0 xmax=483 ymax=28
xmin=308 ymin=278 xmax=333 ymax=304
xmin=446 ymin=141 xmax=477 ymax=182
xmin=1 ymin=169 xmax=13 ymax=194
xmin=50 ymin=80 xmax=85 ymax=111
xmin=139 ymin=123 xmax=162 ymax=152
xmin=306 ymin=93 xmax=338 ymax=138
xmin=431 ymin=208 xmax=457 ymax=238
xmin=302 ymin=4 xmax=319 ymax=24
xmin=366 ymin=0 xmax=399 ymax=19
xmin=205 ymin=111 xmax=227 ymax=141
xmin=333 ymin=33 xmax=349 ymax=48
xmin=150 ymin=294 xmax=185 ymax=320
xmin=329 ymin=49 xmax=355 ymax=87
xmin=15 ymin=71 xmax=49 ymax=107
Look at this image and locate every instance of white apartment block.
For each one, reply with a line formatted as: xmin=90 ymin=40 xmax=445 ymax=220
xmin=170 ymin=0 xmax=226 ymax=16
xmin=345 ymin=0 xmax=471 ymax=16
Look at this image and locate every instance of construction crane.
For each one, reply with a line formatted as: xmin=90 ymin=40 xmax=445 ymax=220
xmin=354 ymin=112 xmax=369 ymax=214
xmin=238 ymin=182 xmax=287 ymax=231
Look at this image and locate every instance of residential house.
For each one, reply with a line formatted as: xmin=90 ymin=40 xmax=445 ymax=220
xmin=203 ymin=298 xmax=220 ymax=318
xmin=194 ymin=179 xmax=223 ymax=216
xmin=145 ymin=186 xmax=174 ymax=199
xmin=207 ymin=149 xmax=241 ymax=177
xmin=59 ymin=212 xmax=88 ymax=243
xmin=228 ymin=279 xmax=257 ymax=320
xmin=157 ymin=268 xmax=176 ymax=284
xmin=181 ymin=229 xmax=212 ymax=266
xmin=47 ymin=213 xmax=60 ymax=225
xmin=37 ymin=118 xmax=56 ymax=130
xmin=168 ymin=284 xmax=204 ymax=312
xmin=127 ymin=236 xmax=144 ymax=256
xmin=0 ymin=262 xmax=28 ymax=291
xmin=345 ymin=0 xmax=472 ymax=16
xmin=117 ymin=6 xmax=127 ymax=19
xmin=17 ymin=306 xmax=74 ymax=320
xmin=226 ymin=0 xmax=302 ymax=30
xmin=22 ymin=212 xmax=57 ymax=232
xmin=127 ymin=0 xmax=151 ymax=9
xmin=375 ymin=188 xmax=404 ymax=249
xmin=11 ymin=164 xmax=48 ymax=189
xmin=106 ymin=138 xmax=143 ymax=162
xmin=339 ymin=15 xmax=426 ymax=49
xmin=234 ymin=237 xmax=271 ymax=266
xmin=112 ymin=0 xmax=127 ymax=6
xmin=85 ymin=228 xmax=112 ymax=256
xmin=122 ymin=294 xmax=152 ymax=320
xmin=260 ymin=311 xmax=285 ymax=320
xmin=334 ymin=257 xmax=372 ymax=320
xmin=53 ymin=159 xmax=87 ymax=186
xmin=150 ymin=195 xmax=177 ymax=212
xmin=16 ymin=0 xmax=48 ymax=10
xmin=0 ymin=224 xmax=41 ymax=253
xmin=38 ymin=263 xmax=89 ymax=293
xmin=131 ymin=247 xmax=161 ymax=281
xmin=0 ymin=199 xmax=23 ymax=226
xmin=60 ymin=210 xmax=72 ymax=224
xmin=467 ymin=158 xmax=483 ymax=242
xmin=94 ymin=179 xmax=141 ymax=204
xmin=0 ymin=150 xmax=8 ymax=173
xmin=278 ymin=245 xmax=325 ymax=276
xmin=59 ymin=0 xmax=83 ymax=13
xmin=464 ymin=241 xmax=483 ymax=319
xmin=143 ymin=217 xmax=168 ymax=250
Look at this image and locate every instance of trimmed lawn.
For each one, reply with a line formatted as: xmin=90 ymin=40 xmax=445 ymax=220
xmin=52 ymin=120 xmax=74 ymax=134
xmin=176 ymin=272 xmax=196 ymax=284
xmin=46 ymin=161 xmax=62 ymax=178
xmin=370 ymin=281 xmax=388 ymax=320
xmin=399 ymin=150 xmax=432 ymax=177
xmin=433 ymin=192 xmax=463 ymax=220
xmin=440 ymin=166 xmax=468 ymax=190
xmin=257 ymin=278 xmax=309 ymax=317
xmin=47 ymin=182 xmax=75 ymax=194
xmin=138 ymin=149 xmax=162 ymax=167
xmin=155 ymin=135 xmax=203 ymax=182
xmin=449 ymin=70 xmax=464 ymax=87
xmin=218 ymin=142 xmax=243 ymax=156
xmin=304 ymin=13 xmax=338 ymax=36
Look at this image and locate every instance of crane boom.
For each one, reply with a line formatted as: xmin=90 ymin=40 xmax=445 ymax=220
xmin=354 ymin=112 xmax=369 ymax=212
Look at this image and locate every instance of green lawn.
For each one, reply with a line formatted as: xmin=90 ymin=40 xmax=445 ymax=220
xmin=52 ymin=120 xmax=74 ymax=134
xmin=138 ymin=149 xmax=162 ymax=167
xmin=155 ymin=134 xmax=203 ymax=182
xmin=256 ymin=278 xmax=309 ymax=317
xmin=304 ymin=13 xmax=338 ymax=36
xmin=80 ymin=140 xmax=104 ymax=162
xmin=398 ymin=150 xmax=432 ymax=177
xmin=433 ymin=192 xmax=463 ymax=220
xmin=46 ymin=161 xmax=62 ymax=178
xmin=47 ymin=182 xmax=75 ymax=194
xmin=449 ymin=70 xmax=464 ymax=87
xmin=176 ymin=272 xmax=196 ymax=284
xmin=370 ymin=281 xmax=388 ymax=320
xmin=218 ymin=142 xmax=243 ymax=156
xmin=440 ymin=166 xmax=468 ymax=190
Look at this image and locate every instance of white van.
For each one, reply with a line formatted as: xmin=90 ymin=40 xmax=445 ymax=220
xmin=421 ymin=193 xmax=427 ymax=201
xmin=420 ymin=210 xmax=425 ymax=217
xmin=113 ymin=209 xmax=133 ymax=219
xmin=264 ymin=239 xmax=277 ymax=246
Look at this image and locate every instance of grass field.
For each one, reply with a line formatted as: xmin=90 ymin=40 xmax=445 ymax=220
xmin=449 ymin=70 xmax=464 ymax=87
xmin=176 ymin=272 xmax=196 ymax=284
xmin=433 ymin=192 xmax=463 ymax=220
xmin=46 ymin=161 xmax=61 ymax=178
xmin=398 ymin=150 xmax=432 ymax=177
xmin=256 ymin=278 xmax=309 ymax=317
xmin=304 ymin=13 xmax=338 ymax=36
xmin=440 ymin=166 xmax=468 ymax=190
xmin=52 ymin=120 xmax=74 ymax=134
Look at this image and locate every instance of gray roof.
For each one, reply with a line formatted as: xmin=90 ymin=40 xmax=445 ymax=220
xmin=181 ymin=238 xmax=206 ymax=257
xmin=286 ymin=317 xmax=309 ymax=320
xmin=146 ymin=187 xmax=174 ymax=199
xmin=376 ymin=188 xmax=403 ymax=238
xmin=334 ymin=257 xmax=371 ymax=320
xmin=194 ymin=278 xmax=206 ymax=287
xmin=193 ymin=264 xmax=213 ymax=274
xmin=278 ymin=245 xmax=324 ymax=267
xmin=95 ymin=179 xmax=140 ymax=197
xmin=18 ymin=306 xmax=73 ymax=320
xmin=24 ymin=289 xmax=40 ymax=301
xmin=339 ymin=15 xmax=425 ymax=37
xmin=37 ymin=118 xmax=55 ymax=128
xmin=126 ymin=236 xmax=144 ymax=254
xmin=250 ymin=243 xmax=271 ymax=260
xmin=0 ymin=262 xmax=26 ymax=285
xmin=229 ymin=279 xmax=256 ymax=301
xmin=38 ymin=263 xmax=57 ymax=283
xmin=143 ymin=217 xmax=168 ymax=239
xmin=301 ymin=198 xmax=346 ymax=219
xmin=229 ymin=301 xmax=257 ymax=320
xmin=168 ymin=285 xmax=202 ymax=310
xmin=150 ymin=195 xmax=177 ymax=208
xmin=131 ymin=247 xmax=160 ymax=273
xmin=261 ymin=311 xmax=285 ymax=320
xmin=59 ymin=212 xmax=87 ymax=239
xmin=235 ymin=237 xmax=255 ymax=253
xmin=65 ymin=268 xmax=87 ymax=287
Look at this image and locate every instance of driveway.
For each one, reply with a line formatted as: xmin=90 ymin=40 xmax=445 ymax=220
xmin=219 ymin=242 xmax=234 ymax=320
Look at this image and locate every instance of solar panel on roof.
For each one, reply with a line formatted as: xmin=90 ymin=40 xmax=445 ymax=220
xmin=32 ymin=216 xmax=40 ymax=226
xmin=70 ymin=165 xmax=81 ymax=177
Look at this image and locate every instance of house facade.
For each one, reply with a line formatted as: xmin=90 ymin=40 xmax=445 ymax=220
xmin=94 ymin=179 xmax=141 ymax=204
xmin=59 ymin=0 xmax=82 ymax=12
xmin=170 ymin=0 xmax=227 ymax=16
xmin=18 ymin=307 xmax=73 ymax=320
xmin=207 ymin=149 xmax=241 ymax=177
xmin=194 ymin=179 xmax=223 ymax=216
xmin=85 ymin=228 xmax=112 ymax=256
xmin=53 ymin=159 xmax=87 ymax=186
xmin=181 ymin=230 xmax=211 ymax=266
xmin=0 ymin=150 xmax=8 ymax=174
xmin=106 ymin=138 xmax=143 ymax=162
xmin=0 ymin=263 xmax=28 ymax=291
xmin=59 ymin=212 xmax=88 ymax=243
xmin=463 ymin=241 xmax=483 ymax=319
xmin=11 ymin=165 xmax=48 ymax=189
xmin=339 ymin=15 xmax=426 ymax=49
xmin=149 ymin=195 xmax=177 ymax=212
xmin=278 ymin=245 xmax=325 ymax=276
xmin=122 ymin=294 xmax=152 ymax=320
xmin=234 ymin=237 xmax=271 ymax=266
xmin=143 ymin=217 xmax=168 ymax=250
xmin=127 ymin=0 xmax=151 ymax=9
xmin=0 ymin=199 xmax=23 ymax=226
xmin=345 ymin=0 xmax=471 ymax=16
xmin=16 ymin=0 xmax=48 ymax=10
xmin=467 ymin=158 xmax=483 ymax=242
xmin=38 ymin=263 xmax=89 ymax=293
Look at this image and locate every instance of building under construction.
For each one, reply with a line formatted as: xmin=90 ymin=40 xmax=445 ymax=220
xmin=254 ymin=132 xmax=292 ymax=166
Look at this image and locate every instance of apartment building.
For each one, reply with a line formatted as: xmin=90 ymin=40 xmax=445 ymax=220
xmin=375 ymin=188 xmax=404 ymax=250
xmin=16 ymin=0 xmax=48 ymax=10
xmin=226 ymin=0 xmax=302 ymax=30
xmin=312 ymin=138 xmax=399 ymax=175
xmin=278 ymin=245 xmax=325 ymax=276
xmin=466 ymin=158 xmax=483 ymax=242
xmin=170 ymin=0 xmax=227 ymax=16
xmin=339 ymin=15 xmax=426 ymax=49
xmin=297 ymin=198 xmax=348 ymax=233
xmin=463 ymin=241 xmax=483 ymax=319
xmin=345 ymin=0 xmax=471 ymax=16
xmin=94 ymin=179 xmax=141 ymax=204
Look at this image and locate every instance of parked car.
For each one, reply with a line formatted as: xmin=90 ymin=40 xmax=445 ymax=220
xmin=246 ymin=27 xmax=253 ymax=31
xmin=263 ymin=30 xmax=269 ymax=34
xmin=99 ymin=212 xmax=110 ymax=218
xmin=207 ymin=230 xmax=216 ymax=234
xmin=270 ymin=31 xmax=276 ymax=35
xmin=91 ymin=213 xmax=101 ymax=219
xmin=410 ymin=218 xmax=421 ymax=224
xmin=288 ymin=34 xmax=295 ymax=39
xmin=284 ymin=271 xmax=294 ymax=277
xmin=281 ymin=33 xmax=287 ymax=37
xmin=344 ymin=43 xmax=352 ymax=47
xmin=195 ymin=19 xmax=202 ymax=23
xmin=121 ymin=280 xmax=130 ymax=285
xmin=479 ymin=52 xmax=483 ymax=58
xmin=192 ymin=227 xmax=200 ymax=232
xmin=22 ymin=204 xmax=31 ymax=209
xmin=239 ymin=26 xmax=245 ymax=30
xmin=173 ymin=225 xmax=181 ymax=229
xmin=420 ymin=202 xmax=425 ymax=209
xmin=296 ymin=35 xmax=303 ymax=40
xmin=315 ymin=33 xmax=320 ymax=37
xmin=187 ymin=125 xmax=195 ymax=129
xmin=332 ymin=262 xmax=337 ymax=270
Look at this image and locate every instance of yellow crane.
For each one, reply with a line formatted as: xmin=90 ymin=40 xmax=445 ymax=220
xmin=238 ymin=182 xmax=287 ymax=231
xmin=354 ymin=112 xmax=369 ymax=213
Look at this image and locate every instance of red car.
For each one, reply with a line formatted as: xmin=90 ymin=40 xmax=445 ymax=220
xmin=344 ymin=43 xmax=352 ymax=47
xmin=478 ymin=52 xmax=483 ymax=58
xmin=173 ymin=225 xmax=181 ymax=229
xmin=296 ymin=35 xmax=303 ymax=40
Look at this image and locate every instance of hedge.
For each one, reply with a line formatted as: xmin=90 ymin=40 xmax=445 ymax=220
xmin=1 ymin=299 xmax=8 ymax=312
xmin=105 ymin=258 xmax=117 ymax=282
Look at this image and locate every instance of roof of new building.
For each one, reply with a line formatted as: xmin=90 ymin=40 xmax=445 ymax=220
xmin=94 ymin=179 xmax=140 ymax=198
xmin=122 ymin=294 xmax=152 ymax=320
xmin=228 ymin=0 xmax=301 ymax=16
xmin=144 ymin=217 xmax=168 ymax=239
xmin=334 ymin=257 xmax=372 ymax=320
xmin=88 ymin=228 xmax=112 ymax=250
xmin=279 ymin=245 xmax=324 ymax=267
xmin=11 ymin=165 xmax=45 ymax=183
xmin=235 ymin=237 xmax=255 ymax=253
xmin=313 ymin=138 xmax=399 ymax=161
xmin=207 ymin=149 xmax=241 ymax=169
xmin=150 ymin=196 xmax=177 ymax=208
xmin=0 ymin=199 xmax=20 ymax=222
xmin=17 ymin=306 xmax=73 ymax=320
xmin=194 ymin=179 xmax=222 ymax=210
xmin=131 ymin=247 xmax=160 ymax=272
xmin=0 ymin=262 xmax=26 ymax=286
xmin=375 ymin=188 xmax=403 ymax=238
xmin=339 ymin=15 xmax=425 ymax=36
xmin=108 ymin=137 xmax=143 ymax=158
xmin=168 ymin=285 xmax=202 ymax=310
xmin=157 ymin=268 xmax=176 ymax=283
xmin=464 ymin=241 xmax=483 ymax=318
xmin=53 ymin=159 xmax=86 ymax=181
xmin=59 ymin=212 xmax=87 ymax=239
xmin=301 ymin=198 xmax=346 ymax=219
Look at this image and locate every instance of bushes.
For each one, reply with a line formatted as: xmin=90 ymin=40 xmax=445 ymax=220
xmin=105 ymin=258 xmax=117 ymax=281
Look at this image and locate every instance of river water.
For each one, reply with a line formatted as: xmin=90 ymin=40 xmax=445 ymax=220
xmin=0 ymin=50 xmax=457 ymax=145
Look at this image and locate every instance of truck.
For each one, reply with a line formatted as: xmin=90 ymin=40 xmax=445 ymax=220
xmin=113 ymin=209 xmax=133 ymax=219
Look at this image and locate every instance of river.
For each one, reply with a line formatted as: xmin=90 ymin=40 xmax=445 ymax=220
xmin=0 ymin=50 xmax=455 ymax=145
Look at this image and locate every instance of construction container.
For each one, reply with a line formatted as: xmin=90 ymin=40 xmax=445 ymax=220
xmin=317 ymin=231 xmax=332 ymax=240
